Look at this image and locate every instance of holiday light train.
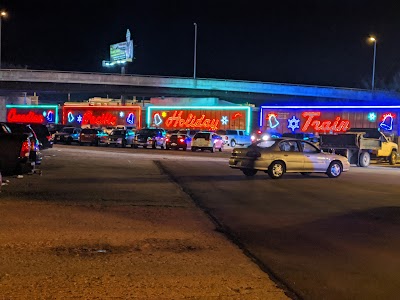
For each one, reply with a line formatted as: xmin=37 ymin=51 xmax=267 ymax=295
xmin=260 ymin=105 xmax=400 ymax=137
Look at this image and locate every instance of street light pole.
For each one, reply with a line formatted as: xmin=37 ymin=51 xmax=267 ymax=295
xmin=369 ymin=36 xmax=377 ymax=91
xmin=193 ymin=22 xmax=197 ymax=79
xmin=0 ymin=10 xmax=7 ymax=69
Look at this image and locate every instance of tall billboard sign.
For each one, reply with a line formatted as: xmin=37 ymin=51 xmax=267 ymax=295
xmin=110 ymin=29 xmax=134 ymax=63
xmin=147 ymin=106 xmax=251 ymax=134
xmin=63 ymin=105 xmax=141 ymax=128
xmin=6 ymin=105 xmax=59 ymax=124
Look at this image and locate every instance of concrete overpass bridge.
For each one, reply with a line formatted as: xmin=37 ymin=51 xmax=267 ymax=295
xmin=1 ymin=69 xmax=400 ymax=104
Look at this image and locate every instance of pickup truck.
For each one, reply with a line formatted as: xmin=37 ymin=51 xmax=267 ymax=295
xmin=319 ymin=128 xmax=398 ymax=167
xmin=0 ymin=133 xmax=35 ymax=176
xmin=216 ymin=129 xmax=251 ymax=147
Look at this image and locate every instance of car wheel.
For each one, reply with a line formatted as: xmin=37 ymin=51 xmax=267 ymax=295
xmin=218 ymin=146 xmax=222 ymax=152
xmin=268 ymin=161 xmax=285 ymax=179
xmin=133 ymin=144 xmax=138 ymax=149
xmin=358 ymin=151 xmax=370 ymax=167
xmin=122 ymin=140 xmax=127 ymax=148
xmin=183 ymin=146 xmax=187 ymax=151
xmin=242 ymin=169 xmax=257 ymax=176
xmin=79 ymin=142 xmax=83 ymax=146
xmin=191 ymin=147 xmax=196 ymax=152
xmin=152 ymin=141 xmax=156 ymax=149
xmin=230 ymin=140 xmax=236 ymax=147
xmin=161 ymin=142 xmax=165 ymax=150
xmin=166 ymin=145 xmax=171 ymax=150
xmin=327 ymin=161 xmax=342 ymax=178
xmin=389 ymin=151 xmax=397 ymax=165
xmin=143 ymin=145 xmax=147 ymax=149
xmin=210 ymin=145 xmax=215 ymax=153
xmin=66 ymin=137 xmax=72 ymax=145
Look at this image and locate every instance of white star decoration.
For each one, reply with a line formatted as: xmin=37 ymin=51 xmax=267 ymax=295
xmin=221 ymin=116 xmax=229 ymax=125
xmin=77 ymin=115 xmax=82 ymax=123
xmin=287 ymin=116 xmax=300 ymax=132
xmin=368 ymin=112 xmax=377 ymax=121
xmin=119 ymin=111 xmax=125 ymax=118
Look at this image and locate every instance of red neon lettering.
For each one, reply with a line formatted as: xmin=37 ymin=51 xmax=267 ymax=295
xmin=7 ymin=108 xmax=44 ymax=123
xmin=301 ymin=111 xmax=350 ymax=132
xmin=232 ymin=112 xmax=242 ymax=119
xmin=164 ymin=110 xmax=220 ymax=130
xmin=81 ymin=111 xmax=117 ymax=126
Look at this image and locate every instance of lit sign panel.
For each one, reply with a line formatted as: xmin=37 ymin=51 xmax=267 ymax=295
xmin=62 ymin=105 xmax=141 ymax=128
xmin=6 ymin=105 xmax=59 ymax=124
xmin=147 ymin=106 xmax=251 ymax=134
xmin=110 ymin=29 xmax=134 ymax=63
xmin=301 ymin=112 xmax=350 ymax=132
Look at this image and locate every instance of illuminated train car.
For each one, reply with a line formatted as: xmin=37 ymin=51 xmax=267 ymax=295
xmin=62 ymin=105 xmax=142 ymax=128
xmin=146 ymin=106 xmax=252 ymax=134
xmin=259 ymin=105 xmax=400 ymax=137
xmin=6 ymin=104 xmax=59 ymax=124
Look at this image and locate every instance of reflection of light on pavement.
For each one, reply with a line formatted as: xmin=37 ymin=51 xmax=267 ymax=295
xmin=55 ymin=147 xmax=228 ymax=163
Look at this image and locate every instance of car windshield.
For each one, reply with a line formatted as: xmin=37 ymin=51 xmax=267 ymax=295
xmin=226 ymin=130 xmax=237 ymax=135
xmin=138 ymin=129 xmax=156 ymax=135
xmin=62 ymin=128 xmax=75 ymax=134
xmin=110 ymin=130 xmax=125 ymax=136
xmin=254 ymin=140 xmax=276 ymax=148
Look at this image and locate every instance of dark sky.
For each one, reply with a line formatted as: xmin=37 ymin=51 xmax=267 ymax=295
xmin=2 ymin=0 xmax=400 ymax=89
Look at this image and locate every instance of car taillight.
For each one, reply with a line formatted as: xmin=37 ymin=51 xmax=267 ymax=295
xmin=20 ymin=141 xmax=30 ymax=158
xmin=46 ymin=135 xmax=52 ymax=141
xmin=166 ymin=138 xmax=169 ymax=142
xmin=179 ymin=138 xmax=184 ymax=142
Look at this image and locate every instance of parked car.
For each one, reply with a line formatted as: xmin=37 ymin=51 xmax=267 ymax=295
xmin=47 ymin=124 xmax=66 ymax=139
xmin=166 ymin=133 xmax=191 ymax=151
xmin=191 ymin=132 xmax=224 ymax=152
xmin=5 ymin=123 xmax=42 ymax=165
xmin=229 ymin=138 xmax=350 ymax=179
xmin=54 ymin=127 xmax=82 ymax=145
xmin=216 ymin=129 xmax=251 ymax=147
xmin=107 ymin=129 xmax=135 ymax=147
xmin=29 ymin=123 xmax=54 ymax=149
xmin=133 ymin=128 xmax=167 ymax=149
xmin=79 ymin=128 xmax=108 ymax=146
xmin=166 ymin=129 xmax=180 ymax=138
xmin=6 ymin=122 xmax=53 ymax=150
xmin=0 ymin=132 xmax=34 ymax=176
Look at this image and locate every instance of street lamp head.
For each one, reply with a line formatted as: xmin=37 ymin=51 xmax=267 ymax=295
xmin=369 ymin=36 xmax=376 ymax=43
xmin=0 ymin=11 xmax=7 ymax=18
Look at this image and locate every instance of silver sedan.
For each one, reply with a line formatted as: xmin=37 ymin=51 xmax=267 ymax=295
xmin=229 ymin=138 xmax=350 ymax=179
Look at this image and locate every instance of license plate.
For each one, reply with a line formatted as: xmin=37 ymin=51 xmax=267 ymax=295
xmin=171 ymin=143 xmax=177 ymax=146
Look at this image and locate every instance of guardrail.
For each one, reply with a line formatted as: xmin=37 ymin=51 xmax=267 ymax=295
xmin=1 ymin=68 xmax=400 ymax=101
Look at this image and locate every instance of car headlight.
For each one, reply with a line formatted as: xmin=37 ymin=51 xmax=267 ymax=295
xmin=262 ymin=134 xmax=269 ymax=141
xmin=251 ymin=135 xmax=255 ymax=141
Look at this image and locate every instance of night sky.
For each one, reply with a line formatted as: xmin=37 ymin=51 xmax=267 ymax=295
xmin=2 ymin=0 xmax=400 ymax=89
